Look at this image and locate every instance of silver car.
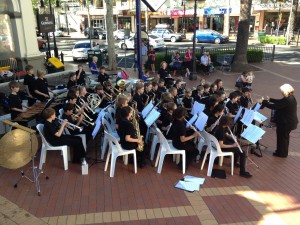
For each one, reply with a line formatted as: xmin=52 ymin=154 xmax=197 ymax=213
xmin=151 ymin=28 xmax=185 ymax=42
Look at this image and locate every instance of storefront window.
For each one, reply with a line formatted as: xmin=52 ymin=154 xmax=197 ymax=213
xmin=0 ymin=14 xmax=15 ymax=59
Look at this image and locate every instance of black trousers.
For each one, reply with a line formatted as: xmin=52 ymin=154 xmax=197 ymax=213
xmin=276 ymin=126 xmax=291 ymax=157
xmin=49 ymin=135 xmax=86 ymax=163
xmin=175 ymin=141 xmax=198 ymax=168
xmin=222 ymin=147 xmax=246 ymax=173
xmin=202 ymin=64 xmax=209 ymax=74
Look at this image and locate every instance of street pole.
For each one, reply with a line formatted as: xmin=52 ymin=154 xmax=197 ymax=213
xmin=49 ymin=2 xmax=59 ymax=58
xmin=136 ymin=0 xmax=142 ymax=79
xmin=192 ymin=0 xmax=197 ymax=73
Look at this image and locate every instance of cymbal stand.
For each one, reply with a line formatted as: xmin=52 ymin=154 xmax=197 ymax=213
xmin=14 ymin=131 xmax=49 ymax=196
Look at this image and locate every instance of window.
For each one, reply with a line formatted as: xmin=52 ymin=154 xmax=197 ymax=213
xmin=113 ymin=0 xmax=116 ymax=6
xmin=95 ymin=0 xmax=103 ymax=8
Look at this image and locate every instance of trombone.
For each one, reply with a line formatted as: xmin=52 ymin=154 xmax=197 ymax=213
xmin=103 ymin=91 xmax=113 ymax=101
xmin=79 ymin=97 xmax=96 ymax=114
xmin=57 ymin=118 xmax=83 ymax=132
xmin=72 ymin=113 xmax=95 ymax=126
xmin=75 ymin=103 xmax=93 ymax=121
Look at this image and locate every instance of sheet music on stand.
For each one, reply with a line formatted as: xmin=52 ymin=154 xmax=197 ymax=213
xmin=186 ymin=113 xmax=198 ymax=128
xmin=191 ymin=101 xmax=205 ymax=115
xmin=142 ymin=100 xmax=154 ymax=119
xmin=241 ymin=124 xmax=265 ymax=144
xmin=253 ymin=103 xmax=261 ymax=112
xmin=144 ymin=108 xmax=160 ymax=127
xmin=195 ymin=112 xmax=208 ymax=131
xmin=253 ymin=111 xmax=268 ymax=124
xmin=234 ymin=106 xmax=243 ymax=124
xmin=240 ymin=108 xmax=254 ymax=127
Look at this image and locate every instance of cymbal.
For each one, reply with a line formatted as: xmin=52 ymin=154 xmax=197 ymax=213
xmin=0 ymin=129 xmax=38 ymax=169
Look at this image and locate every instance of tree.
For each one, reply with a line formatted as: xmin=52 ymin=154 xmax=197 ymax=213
xmin=286 ymin=0 xmax=299 ymax=44
xmin=231 ymin=0 xmax=253 ymax=72
xmin=104 ymin=0 xmax=117 ymax=70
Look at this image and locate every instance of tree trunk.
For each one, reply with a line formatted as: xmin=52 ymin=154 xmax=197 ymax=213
xmin=105 ymin=0 xmax=117 ymax=70
xmin=286 ymin=0 xmax=299 ymax=44
xmin=231 ymin=0 xmax=253 ymax=72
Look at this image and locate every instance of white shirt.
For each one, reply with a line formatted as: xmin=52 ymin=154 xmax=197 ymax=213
xmin=201 ymin=55 xmax=209 ymax=66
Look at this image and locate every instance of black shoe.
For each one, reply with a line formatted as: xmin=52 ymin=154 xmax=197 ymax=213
xmin=273 ymin=152 xmax=281 ymax=157
xmin=234 ymin=163 xmax=240 ymax=168
xmin=139 ymin=161 xmax=146 ymax=168
xmin=240 ymin=171 xmax=252 ymax=178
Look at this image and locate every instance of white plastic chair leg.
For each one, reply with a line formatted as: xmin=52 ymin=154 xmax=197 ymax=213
xmin=62 ymin=149 xmax=69 ymax=170
xmin=182 ymin=153 xmax=186 ymax=174
xmin=124 ymin=155 xmax=128 ymax=165
xmin=110 ymin=154 xmax=118 ymax=177
xmin=157 ymin=152 xmax=166 ymax=174
xmin=39 ymin=147 xmax=46 ymax=170
xmin=104 ymin=151 xmax=111 ymax=172
xmin=101 ymin=138 xmax=108 ymax=160
xmin=207 ymin=154 xmax=217 ymax=176
xmin=150 ymin=135 xmax=159 ymax=161
xmin=133 ymin=152 xmax=137 ymax=174
xmin=231 ymin=155 xmax=234 ymax=175
xmin=175 ymin=155 xmax=180 ymax=164
xmin=201 ymin=151 xmax=209 ymax=170
xmin=219 ymin=156 xmax=224 ymax=166
xmin=173 ymin=155 xmax=176 ymax=162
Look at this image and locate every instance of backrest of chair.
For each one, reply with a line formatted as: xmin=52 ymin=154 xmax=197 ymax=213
xmin=107 ymin=107 xmax=116 ymax=119
xmin=36 ymin=124 xmax=50 ymax=147
xmin=104 ymin=130 xmax=123 ymax=153
xmin=201 ymin=131 xmax=223 ymax=154
xmin=102 ymin=117 xmax=115 ymax=133
xmin=59 ymin=108 xmax=64 ymax=117
xmin=104 ymin=112 xmax=116 ymax=131
xmin=155 ymin=128 xmax=172 ymax=152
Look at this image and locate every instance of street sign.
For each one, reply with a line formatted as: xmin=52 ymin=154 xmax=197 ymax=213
xmin=38 ymin=14 xmax=55 ymax=33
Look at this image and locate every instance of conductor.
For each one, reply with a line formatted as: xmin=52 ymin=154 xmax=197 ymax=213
xmin=261 ymin=84 xmax=298 ymax=158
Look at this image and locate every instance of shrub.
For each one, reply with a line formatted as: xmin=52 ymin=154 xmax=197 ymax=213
xmin=260 ymin=36 xmax=287 ymax=45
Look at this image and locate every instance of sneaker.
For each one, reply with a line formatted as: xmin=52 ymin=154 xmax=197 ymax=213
xmin=239 ymin=171 xmax=252 ymax=178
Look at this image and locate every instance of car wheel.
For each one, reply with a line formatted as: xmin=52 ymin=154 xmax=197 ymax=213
xmin=73 ymin=57 xmax=78 ymax=61
xmin=99 ymin=34 xmax=103 ymax=40
xmin=121 ymin=43 xmax=127 ymax=50
xmin=42 ymin=43 xmax=46 ymax=49
xmin=170 ymin=36 xmax=176 ymax=43
xmin=214 ymin=38 xmax=221 ymax=44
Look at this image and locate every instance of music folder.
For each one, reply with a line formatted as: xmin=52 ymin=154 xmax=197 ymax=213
xmin=234 ymin=106 xmax=243 ymax=124
xmin=240 ymin=108 xmax=254 ymax=127
xmin=191 ymin=101 xmax=205 ymax=115
xmin=144 ymin=108 xmax=160 ymax=128
xmin=186 ymin=113 xmax=198 ymax=128
xmin=195 ymin=112 xmax=208 ymax=131
xmin=241 ymin=124 xmax=265 ymax=144
xmin=142 ymin=100 xmax=154 ymax=119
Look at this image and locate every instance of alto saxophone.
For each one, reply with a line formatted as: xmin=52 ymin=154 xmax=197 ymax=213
xmin=130 ymin=106 xmax=144 ymax=152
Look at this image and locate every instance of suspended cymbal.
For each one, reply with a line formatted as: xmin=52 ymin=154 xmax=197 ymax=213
xmin=0 ymin=129 xmax=38 ymax=169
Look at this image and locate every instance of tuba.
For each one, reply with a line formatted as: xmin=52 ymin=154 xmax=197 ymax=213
xmin=130 ymin=106 xmax=144 ymax=152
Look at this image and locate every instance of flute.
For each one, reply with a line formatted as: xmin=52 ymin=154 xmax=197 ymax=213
xmin=184 ymin=118 xmax=199 ymax=132
xmin=57 ymin=118 xmax=83 ymax=132
xmin=208 ymin=114 xmax=223 ymax=132
xmin=227 ymin=126 xmax=243 ymax=153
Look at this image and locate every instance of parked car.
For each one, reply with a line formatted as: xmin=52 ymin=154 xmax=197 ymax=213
xmin=192 ymin=29 xmax=229 ymax=44
xmin=113 ymin=29 xmax=134 ymax=40
xmin=49 ymin=30 xmax=64 ymax=37
xmin=118 ymin=34 xmax=165 ymax=50
xmin=37 ymin=39 xmax=46 ymax=49
xmin=84 ymin=27 xmax=107 ymax=39
xmin=72 ymin=41 xmax=102 ymax=61
xmin=151 ymin=28 xmax=185 ymax=42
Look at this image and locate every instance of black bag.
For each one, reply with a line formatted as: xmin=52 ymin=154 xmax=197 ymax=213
xmin=189 ymin=72 xmax=197 ymax=81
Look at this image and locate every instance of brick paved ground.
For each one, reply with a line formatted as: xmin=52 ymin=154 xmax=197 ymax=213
xmin=0 ymin=61 xmax=300 ymax=225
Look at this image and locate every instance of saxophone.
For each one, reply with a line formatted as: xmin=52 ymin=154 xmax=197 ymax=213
xmin=130 ymin=106 xmax=144 ymax=152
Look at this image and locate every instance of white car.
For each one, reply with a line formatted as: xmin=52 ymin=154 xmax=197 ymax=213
xmin=113 ymin=29 xmax=134 ymax=40
xmin=72 ymin=41 xmax=100 ymax=61
xmin=118 ymin=35 xmax=165 ymax=50
xmin=49 ymin=30 xmax=64 ymax=37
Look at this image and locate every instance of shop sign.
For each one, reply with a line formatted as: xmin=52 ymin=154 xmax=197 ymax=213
xmin=38 ymin=14 xmax=55 ymax=33
xmin=204 ymin=8 xmax=232 ymax=15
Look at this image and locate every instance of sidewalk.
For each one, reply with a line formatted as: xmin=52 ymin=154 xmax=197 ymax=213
xmin=0 ymin=61 xmax=300 ymax=225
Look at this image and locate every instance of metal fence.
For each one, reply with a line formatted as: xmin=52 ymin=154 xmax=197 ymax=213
xmin=165 ymin=45 xmax=275 ymax=61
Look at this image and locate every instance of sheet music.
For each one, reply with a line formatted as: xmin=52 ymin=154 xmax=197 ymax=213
xmin=240 ymin=108 xmax=254 ymax=127
xmin=142 ymin=100 xmax=154 ymax=119
xmin=191 ymin=101 xmax=205 ymax=115
xmin=253 ymin=111 xmax=268 ymax=123
xmin=241 ymin=124 xmax=266 ymax=144
xmin=234 ymin=106 xmax=243 ymax=124
xmin=195 ymin=112 xmax=208 ymax=131
xmin=186 ymin=114 xmax=198 ymax=128
xmin=184 ymin=175 xmax=205 ymax=185
xmin=253 ymin=103 xmax=261 ymax=112
xmin=175 ymin=180 xmax=200 ymax=192
xmin=144 ymin=109 xmax=160 ymax=127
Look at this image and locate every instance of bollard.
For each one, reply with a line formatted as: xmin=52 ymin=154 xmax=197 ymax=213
xmin=271 ymin=44 xmax=275 ymax=62
xmin=60 ymin=52 xmax=64 ymax=64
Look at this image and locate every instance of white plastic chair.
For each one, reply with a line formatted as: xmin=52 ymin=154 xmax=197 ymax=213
xmin=101 ymin=117 xmax=120 ymax=160
xmin=37 ymin=124 xmax=70 ymax=171
xmin=107 ymin=107 xmax=116 ymax=119
xmin=104 ymin=131 xmax=137 ymax=177
xmin=154 ymin=128 xmax=186 ymax=174
xmin=200 ymin=131 xmax=234 ymax=176
xmin=104 ymin=112 xmax=116 ymax=132
xmin=58 ymin=108 xmax=64 ymax=117
xmin=150 ymin=126 xmax=172 ymax=161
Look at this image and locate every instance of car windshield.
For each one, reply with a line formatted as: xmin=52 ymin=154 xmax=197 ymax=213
xmin=166 ymin=29 xmax=174 ymax=33
xmin=74 ymin=43 xmax=91 ymax=49
xmin=212 ymin=31 xmax=221 ymax=35
xmin=149 ymin=34 xmax=159 ymax=39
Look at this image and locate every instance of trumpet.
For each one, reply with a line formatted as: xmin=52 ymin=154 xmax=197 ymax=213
xmin=72 ymin=113 xmax=95 ymax=126
xmin=79 ymin=97 xmax=96 ymax=114
xmin=111 ymin=86 xmax=121 ymax=95
xmin=75 ymin=103 xmax=93 ymax=121
xmin=103 ymin=91 xmax=113 ymax=101
xmin=57 ymin=118 xmax=83 ymax=132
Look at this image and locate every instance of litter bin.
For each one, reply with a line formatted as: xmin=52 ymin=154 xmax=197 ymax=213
xmin=46 ymin=57 xmax=64 ymax=74
xmin=258 ymin=31 xmax=266 ymax=41
xmin=87 ymin=50 xmax=103 ymax=68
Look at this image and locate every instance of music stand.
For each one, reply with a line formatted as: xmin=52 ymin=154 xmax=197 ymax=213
xmin=2 ymin=120 xmax=48 ymax=196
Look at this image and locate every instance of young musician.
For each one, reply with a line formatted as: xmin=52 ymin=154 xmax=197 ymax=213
xmin=95 ymin=84 xmax=109 ymax=108
xmin=214 ymin=79 xmax=225 ymax=92
xmin=203 ymin=95 xmax=218 ymax=116
xmin=157 ymin=79 xmax=166 ymax=99
xmin=34 ymin=69 xmax=53 ymax=102
xmin=157 ymin=61 xmax=171 ymax=80
xmin=98 ymin=66 xmax=109 ymax=85
xmin=118 ymin=106 xmax=145 ymax=168
xmin=205 ymin=104 xmax=224 ymax=134
xmin=8 ymin=81 xmax=27 ymax=120
xmin=193 ymin=85 xmax=205 ymax=104
xmin=182 ymin=88 xmax=193 ymax=113
xmin=225 ymin=92 xmax=239 ymax=117
xmin=151 ymin=81 xmax=159 ymax=105
xmin=214 ymin=116 xmax=252 ymax=178
xmin=156 ymin=95 xmax=173 ymax=128
xmin=169 ymin=87 xmax=179 ymax=106
xmin=240 ymin=87 xmax=253 ymax=108
xmin=160 ymin=102 xmax=177 ymax=138
xmin=67 ymin=72 xmax=77 ymax=89
xmin=115 ymin=94 xmax=129 ymax=131
xmin=169 ymin=107 xmax=200 ymax=169
xmin=203 ymin=84 xmax=211 ymax=97
xmin=144 ymin=82 xmax=154 ymax=105
xmin=76 ymin=65 xmax=86 ymax=86
xmin=42 ymin=108 xmax=86 ymax=164
xmin=174 ymin=79 xmax=184 ymax=97
xmin=23 ymin=65 xmax=36 ymax=106
xmin=209 ymin=83 xmax=217 ymax=95
xmin=132 ymin=83 xmax=146 ymax=113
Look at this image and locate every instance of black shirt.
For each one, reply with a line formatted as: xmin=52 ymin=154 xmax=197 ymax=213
xmin=34 ymin=78 xmax=49 ymax=101
xmin=23 ymin=74 xmax=36 ymax=95
xmin=206 ymin=114 xmax=219 ymax=134
xmin=8 ymin=93 xmax=22 ymax=120
xmin=170 ymin=119 xmax=186 ymax=149
xmin=44 ymin=120 xmax=61 ymax=143
xmin=76 ymin=70 xmax=86 ymax=86
xmin=132 ymin=93 xmax=146 ymax=112
xmin=119 ymin=119 xmax=138 ymax=150
xmin=182 ymin=97 xmax=193 ymax=110
xmin=67 ymin=80 xmax=77 ymax=89
xmin=226 ymin=101 xmax=239 ymax=115
xmin=98 ymin=72 xmax=109 ymax=85
xmin=158 ymin=68 xmax=169 ymax=80
xmin=240 ymin=96 xmax=250 ymax=108
xmin=214 ymin=126 xmax=225 ymax=142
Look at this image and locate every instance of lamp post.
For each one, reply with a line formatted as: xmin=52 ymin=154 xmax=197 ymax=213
xmin=276 ymin=0 xmax=284 ymax=44
xmin=192 ymin=0 xmax=198 ymax=73
xmin=181 ymin=0 xmax=186 ymax=33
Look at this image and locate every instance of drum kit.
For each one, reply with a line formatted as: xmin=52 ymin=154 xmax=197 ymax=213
xmin=0 ymin=120 xmax=48 ymax=196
